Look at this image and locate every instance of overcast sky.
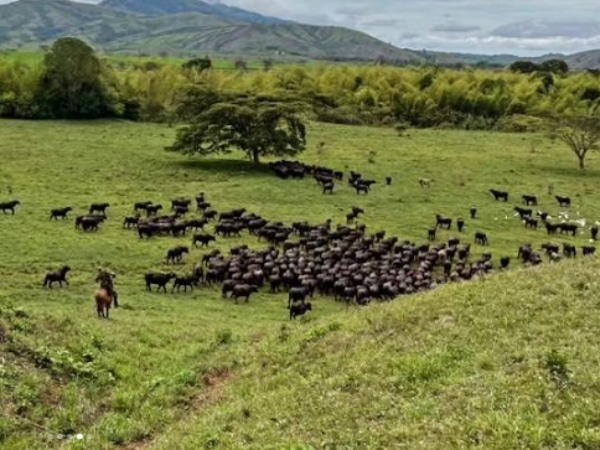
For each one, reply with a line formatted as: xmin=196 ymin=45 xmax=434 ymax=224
xmin=2 ymin=0 xmax=600 ymax=55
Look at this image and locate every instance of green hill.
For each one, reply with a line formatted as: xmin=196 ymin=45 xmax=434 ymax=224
xmin=1 ymin=119 xmax=600 ymax=449
xmin=0 ymin=0 xmax=425 ymax=62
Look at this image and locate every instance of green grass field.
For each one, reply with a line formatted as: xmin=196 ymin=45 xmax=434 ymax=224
xmin=1 ymin=119 xmax=599 ymax=449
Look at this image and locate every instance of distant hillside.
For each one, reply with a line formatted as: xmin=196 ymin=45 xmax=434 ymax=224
xmin=0 ymin=0 xmax=426 ymax=62
xmin=1 ymin=0 xmax=599 ymax=68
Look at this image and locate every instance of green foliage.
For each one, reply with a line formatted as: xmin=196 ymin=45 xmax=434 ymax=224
xmin=169 ymin=95 xmax=307 ymax=164
xmin=36 ymin=38 xmax=114 ymax=119
xmin=0 ymin=46 xmax=597 ymax=127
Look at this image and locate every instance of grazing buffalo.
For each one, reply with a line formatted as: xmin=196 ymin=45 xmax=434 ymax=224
xmin=172 ymin=274 xmax=198 ymax=293
xmin=457 ymin=218 xmax=465 ymax=233
xmin=428 ymin=228 xmax=436 ymax=242
xmin=0 ymin=200 xmax=20 ymax=214
xmin=514 ymin=206 xmax=533 ymax=219
xmin=470 ymin=206 xmax=477 ymax=219
xmin=145 ymin=204 xmax=163 ymax=217
xmin=322 ymin=182 xmax=335 ymax=194
xmin=76 ymin=215 xmax=105 ymax=232
xmin=134 ymin=201 xmax=152 ymax=212
xmin=489 ymin=189 xmax=508 ymax=202
xmin=193 ymin=233 xmax=216 ymax=247
xmin=171 ymin=198 xmax=191 ymax=210
xmin=524 ymin=217 xmax=538 ymax=229
xmin=563 ymin=243 xmax=577 ymax=258
xmin=145 ymin=272 xmax=176 ymax=292
xmin=583 ymin=246 xmax=596 ymax=256
xmin=89 ymin=203 xmax=110 ymax=216
xmin=559 ymin=223 xmax=578 ymax=237
xmin=231 ymin=284 xmax=258 ymax=303
xmin=474 ymin=232 xmax=489 ymax=246
xmin=435 ymin=214 xmax=452 ymax=230
xmin=166 ymin=246 xmax=189 ymax=264
xmin=522 ymin=195 xmax=538 ymax=206
xmin=592 ymin=225 xmax=599 ymax=241
xmin=123 ymin=216 xmax=140 ymax=228
xmin=43 ymin=265 xmax=71 ymax=288
xmin=545 ymin=222 xmax=560 ymax=235
xmin=50 ymin=207 xmax=72 ymax=220
xmin=555 ymin=195 xmax=571 ymax=207
xmin=500 ymin=256 xmax=510 ymax=270
xmin=290 ymin=301 xmax=312 ymax=320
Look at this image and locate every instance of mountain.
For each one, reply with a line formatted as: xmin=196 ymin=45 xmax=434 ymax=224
xmin=0 ymin=0 xmax=425 ymax=62
xmin=99 ymin=0 xmax=288 ymax=24
xmin=1 ymin=0 xmax=600 ymax=68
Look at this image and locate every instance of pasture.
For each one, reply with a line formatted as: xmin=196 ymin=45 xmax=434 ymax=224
xmin=1 ymin=119 xmax=599 ymax=449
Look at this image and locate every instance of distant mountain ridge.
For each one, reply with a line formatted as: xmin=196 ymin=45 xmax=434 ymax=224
xmin=0 ymin=0 xmax=599 ymax=69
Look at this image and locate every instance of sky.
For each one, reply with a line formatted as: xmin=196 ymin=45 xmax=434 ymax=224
xmin=2 ymin=0 xmax=600 ymax=56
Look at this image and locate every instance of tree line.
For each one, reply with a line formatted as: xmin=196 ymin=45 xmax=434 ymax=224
xmin=0 ymin=38 xmax=599 ymax=130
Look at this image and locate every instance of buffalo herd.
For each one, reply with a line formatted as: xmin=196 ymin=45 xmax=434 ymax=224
xmin=2 ymin=163 xmax=598 ymax=321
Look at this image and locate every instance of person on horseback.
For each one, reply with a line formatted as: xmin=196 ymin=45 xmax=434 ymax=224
xmin=96 ymin=267 xmax=119 ymax=308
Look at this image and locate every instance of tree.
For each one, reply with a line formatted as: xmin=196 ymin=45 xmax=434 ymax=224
xmin=37 ymin=37 xmax=112 ymax=118
xmin=182 ymin=57 xmax=212 ymax=72
xmin=168 ymin=95 xmax=307 ymax=165
xmin=539 ymin=59 xmax=569 ymax=74
xmin=262 ymin=59 xmax=273 ymax=72
xmin=234 ymin=59 xmax=248 ymax=72
xmin=509 ymin=61 xmax=539 ymax=74
xmin=550 ymin=110 xmax=600 ymax=170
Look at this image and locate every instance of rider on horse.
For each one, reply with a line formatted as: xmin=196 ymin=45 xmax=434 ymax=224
xmin=96 ymin=267 xmax=119 ymax=308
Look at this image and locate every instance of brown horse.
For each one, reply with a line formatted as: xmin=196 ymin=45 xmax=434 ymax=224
xmin=94 ymin=288 xmax=112 ymax=319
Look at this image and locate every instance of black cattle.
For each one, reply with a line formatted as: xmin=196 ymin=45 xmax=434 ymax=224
xmin=290 ymin=301 xmax=312 ymax=320
xmin=218 ymin=209 xmax=246 ymax=222
xmin=555 ymin=195 xmax=571 ymax=207
xmin=522 ymin=195 xmax=538 ymax=206
xmin=322 ymin=182 xmax=335 ymax=194
xmin=123 ymin=216 xmax=140 ymax=228
xmin=231 ymin=284 xmax=258 ymax=303
xmin=173 ymin=206 xmax=189 ymax=217
xmin=428 ymin=228 xmax=436 ymax=242
xmin=583 ymin=246 xmax=596 ymax=256
xmin=76 ymin=215 xmax=105 ymax=232
xmin=545 ymin=222 xmax=560 ymax=235
xmin=470 ymin=206 xmax=477 ymax=219
xmin=592 ymin=225 xmax=599 ymax=241
xmin=352 ymin=206 xmax=365 ymax=217
xmin=43 ymin=265 xmax=71 ymax=288
xmin=172 ymin=198 xmax=191 ymax=210
xmin=524 ymin=217 xmax=538 ymax=229
xmin=288 ymin=287 xmax=307 ymax=308
xmin=145 ymin=204 xmax=163 ymax=217
xmin=203 ymin=210 xmax=218 ymax=221
xmin=457 ymin=218 xmax=465 ymax=233
xmin=145 ymin=272 xmax=176 ymax=292
xmin=172 ymin=274 xmax=198 ymax=293
xmin=138 ymin=223 xmax=158 ymax=239
xmin=166 ymin=246 xmax=189 ymax=264
xmin=193 ymin=233 xmax=216 ymax=247
xmin=474 ymin=232 xmax=489 ymax=246
xmin=563 ymin=243 xmax=577 ymax=258
xmin=500 ymin=256 xmax=510 ymax=270
xmin=186 ymin=218 xmax=208 ymax=231
xmin=559 ymin=223 xmax=578 ymax=237
xmin=514 ymin=206 xmax=533 ymax=219
xmin=435 ymin=214 xmax=452 ymax=230
xmin=89 ymin=203 xmax=110 ymax=216
xmin=541 ymin=243 xmax=560 ymax=256
xmin=385 ymin=177 xmax=392 ymax=186
xmin=0 ymin=200 xmax=20 ymax=214
xmin=489 ymin=189 xmax=508 ymax=202
xmin=215 ymin=223 xmax=242 ymax=238
xmin=50 ymin=207 xmax=72 ymax=220
xmin=196 ymin=201 xmax=211 ymax=211
xmin=134 ymin=201 xmax=152 ymax=212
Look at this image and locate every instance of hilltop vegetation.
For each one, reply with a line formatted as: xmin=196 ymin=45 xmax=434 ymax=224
xmin=0 ymin=119 xmax=600 ymax=448
xmin=1 ymin=38 xmax=600 ymax=135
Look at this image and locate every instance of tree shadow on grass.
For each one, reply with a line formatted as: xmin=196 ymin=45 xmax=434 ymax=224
xmin=169 ymin=158 xmax=273 ymax=177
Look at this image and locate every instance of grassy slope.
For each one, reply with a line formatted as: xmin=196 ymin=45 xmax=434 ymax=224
xmin=156 ymin=258 xmax=600 ymax=450
xmin=0 ymin=120 xmax=598 ymax=449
